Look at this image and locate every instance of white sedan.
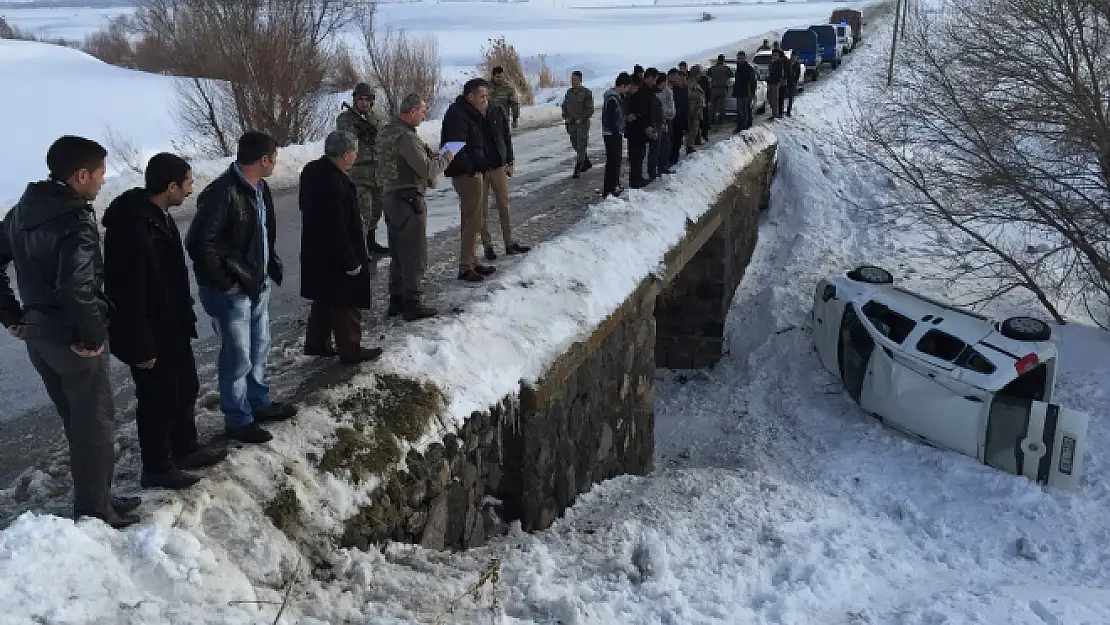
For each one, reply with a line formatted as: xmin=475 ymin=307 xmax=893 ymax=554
xmin=811 ymin=265 xmax=1088 ymax=490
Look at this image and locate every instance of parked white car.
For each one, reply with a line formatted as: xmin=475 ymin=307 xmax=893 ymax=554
xmin=749 ymin=49 xmax=808 ymax=91
xmin=811 ymin=265 xmax=1088 ymax=490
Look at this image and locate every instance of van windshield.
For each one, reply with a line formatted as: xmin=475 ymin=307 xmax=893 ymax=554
xmin=811 ymin=26 xmax=836 ymax=45
xmin=782 ymin=31 xmax=814 ymax=51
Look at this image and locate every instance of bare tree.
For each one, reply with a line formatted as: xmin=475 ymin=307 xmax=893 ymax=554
xmin=133 ymin=0 xmax=365 ymax=155
xmin=104 ymin=125 xmax=146 ymax=175
xmin=83 ymin=14 xmax=135 ymax=67
xmin=850 ymin=0 xmax=1110 ymax=326
xmin=359 ymin=7 xmax=443 ymax=117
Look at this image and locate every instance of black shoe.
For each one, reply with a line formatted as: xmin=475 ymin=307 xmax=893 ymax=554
xmin=304 ymin=345 xmax=337 ymax=357
xmin=80 ymin=509 xmax=140 ymax=529
xmin=386 ymin=297 xmax=404 ymax=317
xmin=458 ymin=269 xmax=484 ymax=282
xmin=630 ymin=180 xmax=649 ymax=189
xmin=253 ymin=402 xmax=297 ymax=423
xmin=174 ymin=444 xmax=228 ymax=471
xmin=227 ymin=422 xmax=273 ymax=444
xmin=507 ymin=242 xmax=531 ymax=255
xmin=402 ymin=301 xmax=438 ymax=321
xmin=111 ymin=495 xmax=142 ymax=513
xmin=340 ymin=347 xmax=384 ymax=365
xmin=686 ymin=147 xmax=695 ymax=155
xmin=141 ymin=468 xmax=202 ymax=490
xmin=572 ymin=163 xmax=581 ymax=179
xmin=484 ymin=246 xmax=497 ymax=261
xmin=581 ymin=158 xmax=593 ymax=172
xmin=474 ymin=264 xmax=497 ymax=276
xmin=367 ymin=237 xmax=389 ymax=255
xmin=660 ymin=168 xmax=675 ymax=175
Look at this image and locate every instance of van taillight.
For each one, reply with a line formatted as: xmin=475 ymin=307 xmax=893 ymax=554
xmin=1015 ymin=354 xmax=1039 ymax=376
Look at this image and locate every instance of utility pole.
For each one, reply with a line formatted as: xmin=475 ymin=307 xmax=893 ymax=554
xmin=886 ymin=0 xmax=903 ymax=87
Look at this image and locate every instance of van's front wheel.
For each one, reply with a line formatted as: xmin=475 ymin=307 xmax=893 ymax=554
xmin=1000 ymin=317 xmax=1052 ymax=341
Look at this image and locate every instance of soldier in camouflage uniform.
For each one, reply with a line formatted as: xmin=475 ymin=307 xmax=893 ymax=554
xmin=561 ymin=70 xmax=595 ymax=178
xmin=374 ymin=93 xmax=453 ymax=321
xmin=336 ymin=83 xmax=389 ymax=255
xmin=488 ymin=66 xmax=520 ymax=130
xmin=686 ymin=66 xmax=706 ymax=154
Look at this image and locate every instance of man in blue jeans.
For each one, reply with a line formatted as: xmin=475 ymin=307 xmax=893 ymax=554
xmin=186 ymin=132 xmax=297 ymax=444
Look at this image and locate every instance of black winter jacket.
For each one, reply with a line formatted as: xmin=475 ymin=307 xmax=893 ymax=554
xmin=786 ymin=60 xmax=802 ymax=86
xmin=768 ymin=59 xmax=785 ymax=85
xmin=298 ymin=157 xmax=371 ymax=309
xmin=102 ymin=188 xmax=197 ymax=365
xmin=441 ymin=96 xmax=490 ymax=178
xmin=733 ymin=61 xmax=758 ymax=99
xmin=0 ymin=179 xmax=112 ymax=349
xmin=184 ymin=166 xmax=283 ymax=298
xmin=485 ymin=103 xmax=515 ymax=169
xmin=626 ymin=87 xmax=656 ymax=141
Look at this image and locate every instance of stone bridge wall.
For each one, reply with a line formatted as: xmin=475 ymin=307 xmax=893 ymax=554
xmin=339 ymin=142 xmax=777 ymax=550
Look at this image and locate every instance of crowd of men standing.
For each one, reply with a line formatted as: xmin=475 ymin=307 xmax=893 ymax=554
xmin=0 ymin=44 xmax=798 ymax=529
xmin=593 ymin=47 xmax=798 ymax=199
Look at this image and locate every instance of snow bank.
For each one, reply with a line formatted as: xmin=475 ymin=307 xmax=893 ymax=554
xmin=377 ymin=127 xmax=777 ymax=437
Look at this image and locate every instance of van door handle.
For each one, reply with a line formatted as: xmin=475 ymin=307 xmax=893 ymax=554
xmin=964 ymin=395 xmax=984 ymax=403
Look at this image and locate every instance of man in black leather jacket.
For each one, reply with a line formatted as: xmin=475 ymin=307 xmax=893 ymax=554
xmin=185 ymin=131 xmax=297 ymax=445
xmin=0 ymin=135 xmax=140 ymax=528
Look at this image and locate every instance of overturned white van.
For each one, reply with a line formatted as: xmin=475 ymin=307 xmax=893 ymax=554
xmin=811 ymin=265 xmax=1088 ymax=490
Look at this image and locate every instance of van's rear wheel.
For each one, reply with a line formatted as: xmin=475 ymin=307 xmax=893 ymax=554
xmin=846 ymin=265 xmax=893 ymax=284
xmin=1000 ymin=317 xmax=1052 ymax=341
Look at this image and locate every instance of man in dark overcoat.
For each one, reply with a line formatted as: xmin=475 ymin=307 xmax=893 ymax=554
xmin=299 ymin=130 xmax=383 ymax=365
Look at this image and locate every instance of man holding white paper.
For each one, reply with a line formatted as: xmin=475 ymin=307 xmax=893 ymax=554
xmin=440 ymin=78 xmax=498 ymax=283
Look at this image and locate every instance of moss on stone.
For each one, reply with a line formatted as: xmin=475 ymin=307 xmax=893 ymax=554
xmin=337 ymin=373 xmax=445 ymax=440
xmin=265 ymin=485 xmax=300 ymax=535
xmin=317 ymin=373 xmax=446 ymax=483
xmin=318 ymin=425 xmax=402 ymax=484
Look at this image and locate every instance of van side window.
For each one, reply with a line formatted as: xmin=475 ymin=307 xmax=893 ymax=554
xmin=957 ymin=348 xmax=997 ymax=374
xmin=916 ymin=329 xmax=966 ymax=362
xmin=860 ymin=301 xmax=916 ymax=344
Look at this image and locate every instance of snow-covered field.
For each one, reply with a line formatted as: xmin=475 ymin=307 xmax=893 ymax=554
xmin=4 ymin=6 xmax=1110 ymax=625
xmin=0 ymin=0 xmax=870 ymax=211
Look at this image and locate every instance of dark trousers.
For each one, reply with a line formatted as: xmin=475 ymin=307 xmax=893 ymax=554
xmin=384 ymin=189 xmax=429 ymax=302
xmin=734 ymin=97 xmax=752 ymax=131
xmin=780 ymin=83 xmax=796 ymax=116
xmin=306 ymin=301 xmax=362 ymax=360
xmin=628 ymin=136 xmax=647 ymax=186
xmin=603 ymin=133 xmax=623 ymax=195
xmin=130 ymin=338 xmax=200 ymax=475
xmin=701 ymin=105 xmax=710 ymax=139
xmin=25 ymin=339 xmax=116 ymax=519
xmin=647 ymin=137 xmax=660 ymax=179
xmin=670 ymin=122 xmax=685 ymax=164
xmin=657 ymin=125 xmax=671 ymax=173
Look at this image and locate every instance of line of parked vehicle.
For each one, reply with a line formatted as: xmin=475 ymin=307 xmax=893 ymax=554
xmin=721 ymin=7 xmax=865 ymax=118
